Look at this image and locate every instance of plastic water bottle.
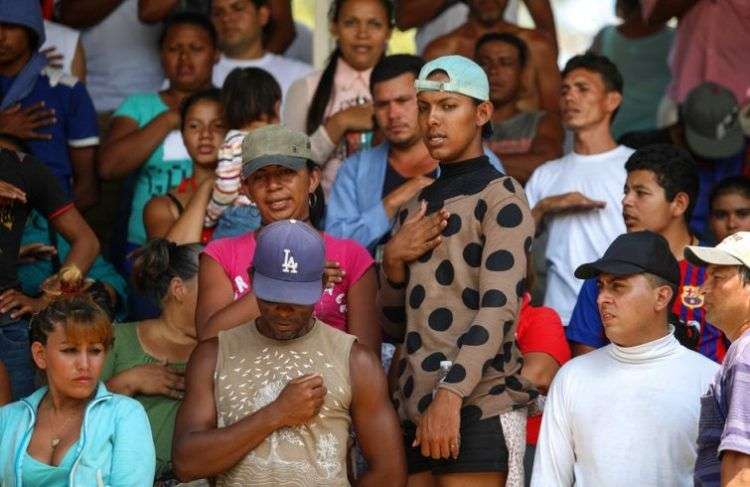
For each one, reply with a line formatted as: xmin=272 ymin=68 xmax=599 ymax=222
xmin=433 ymin=360 xmax=453 ymax=398
xmin=355 ymin=95 xmax=373 ymax=149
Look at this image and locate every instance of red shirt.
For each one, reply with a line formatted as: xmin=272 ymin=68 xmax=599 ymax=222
xmin=516 ymin=293 xmax=571 ymax=445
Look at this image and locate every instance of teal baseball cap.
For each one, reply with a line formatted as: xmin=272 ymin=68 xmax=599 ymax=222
xmin=415 ymin=55 xmax=490 ymax=101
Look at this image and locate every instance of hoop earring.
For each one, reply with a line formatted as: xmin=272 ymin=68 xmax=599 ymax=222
xmin=308 ymin=191 xmax=318 ymax=209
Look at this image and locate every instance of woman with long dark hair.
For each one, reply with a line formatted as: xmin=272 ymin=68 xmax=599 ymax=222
xmin=283 ymin=0 xmax=393 ymax=194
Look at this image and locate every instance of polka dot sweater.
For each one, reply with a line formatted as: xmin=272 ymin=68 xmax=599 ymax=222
xmin=381 ymin=156 xmax=537 ymax=424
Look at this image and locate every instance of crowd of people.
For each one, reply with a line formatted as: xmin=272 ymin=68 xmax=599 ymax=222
xmin=0 ymin=0 xmax=749 ymax=485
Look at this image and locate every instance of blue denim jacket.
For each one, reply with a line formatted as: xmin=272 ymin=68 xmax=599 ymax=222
xmin=0 ymin=382 xmax=155 ymax=486
xmin=325 ymin=142 xmax=505 ymax=250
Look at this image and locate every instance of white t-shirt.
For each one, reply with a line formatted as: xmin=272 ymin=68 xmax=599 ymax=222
xmin=532 ymin=331 xmax=717 ymax=486
xmin=79 ymin=0 xmax=163 ymax=112
xmin=42 ymin=20 xmax=79 ymax=77
xmin=525 ymin=145 xmax=633 ymax=324
xmin=212 ymin=52 xmax=314 ymax=99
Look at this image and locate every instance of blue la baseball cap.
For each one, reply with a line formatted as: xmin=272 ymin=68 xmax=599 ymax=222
xmin=252 ymin=219 xmax=325 ymax=306
xmin=415 ymin=55 xmax=490 ymax=101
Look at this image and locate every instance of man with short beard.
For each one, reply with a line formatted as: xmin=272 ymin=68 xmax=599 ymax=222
xmin=423 ymin=0 xmax=559 ymax=116
xmin=381 ymin=55 xmax=535 ymax=486
xmin=326 ymin=54 xmax=503 ymax=253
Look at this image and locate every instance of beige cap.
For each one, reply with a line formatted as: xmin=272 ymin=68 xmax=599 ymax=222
xmin=685 ymin=232 xmax=750 ymax=269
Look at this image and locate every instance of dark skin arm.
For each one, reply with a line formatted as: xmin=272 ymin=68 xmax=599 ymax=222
xmin=525 ymin=31 xmax=561 ymax=115
xmin=520 ymin=351 xmax=560 ymax=395
xmin=642 ymin=0 xmax=698 ymax=24
xmin=165 ymin=179 xmax=213 ymax=244
xmin=138 ymin=0 xmax=178 ymax=23
xmin=264 ymin=0 xmax=296 ymax=55
xmin=97 ymin=111 xmax=180 ymax=180
xmin=489 ymin=112 xmax=563 ymax=184
xmin=349 ymin=342 xmax=407 ymax=486
xmin=570 ymin=342 xmax=595 ymax=357
xmin=57 ymin=0 xmax=125 ymax=29
xmin=144 ymin=179 xmax=213 ymax=244
xmin=172 ymin=339 xmax=327 ymax=481
xmin=345 ymin=267 xmax=381 ymax=359
xmin=196 ymin=254 xmax=257 ymax=340
xmin=70 ymin=146 xmax=99 ymax=211
xmin=523 ymin=0 xmax=558 ymax=53
xmin=52 ymin=205 xmax=100 ymax=274
xmin=722 ymin=451 xmax=750 ymax=487
xmin=394 ymin=0 xmax=454 ymax=30
xmin=0 ymin=206 xmax=100 ymax=318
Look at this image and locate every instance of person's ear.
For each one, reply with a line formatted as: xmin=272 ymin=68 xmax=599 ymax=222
xmin=258 ymin=5 xmax=271 ymax=28
xmin=605 ymin=90 xmax=623 ymax=115
xmin=168 ymin=277 xmax=186 ymax=303
xmin=329 ymin=21 xmax=339 ymax=41
xmin=308 ymin=166 xmax=321 ymax=194
xmin=476 ymin=100 xmax=494 ymax=128
xmin=654 ymin=285 xmax=674 ymax=313
xmin=670 ymin=191 xmax=690 ymax=219
xmin=239 ymin=178 xmax=254 ymax=204
xmin=31 ymin=341 xmax=47 ymax=370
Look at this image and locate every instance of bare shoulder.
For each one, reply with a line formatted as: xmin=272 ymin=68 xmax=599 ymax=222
xmin=349 ymin=340 xmax=381 ymax=372
xmin=515 ymin=27 xmax=556 ymax=54
xmin=187 ymin=338 xmax=219 ymax=374
xmin=423 ymin=32 xmax=463 ymax=60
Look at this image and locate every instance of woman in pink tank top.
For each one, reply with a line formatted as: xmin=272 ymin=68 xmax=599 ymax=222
xmin=196 ymin=126 xmax=380 ymax=357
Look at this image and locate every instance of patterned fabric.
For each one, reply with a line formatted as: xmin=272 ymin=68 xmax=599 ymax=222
xmin=489 ymin=111 xmax=544 ymax=154
xmin=695 ymin=330 xmax=750 ymax=485
xmin=499 ymin=409 xmax=527 ymax=487
xmin=380 ymin=156 xmax=536 ymax=425
xmin=204 ymin=130 xmax=251 ymax=228
xmin=214 ymin=320 xmax=355 ymax=486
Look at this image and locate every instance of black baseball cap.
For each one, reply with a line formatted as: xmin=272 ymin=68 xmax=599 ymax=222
xmin=574 ymin=231 xmax=680 ymax=287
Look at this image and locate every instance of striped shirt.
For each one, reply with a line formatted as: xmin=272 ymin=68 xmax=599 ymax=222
xmin=204 ymin=130 xmax=252 ymax=228
xmin=695 ymin=330 xmax=750 ymax=485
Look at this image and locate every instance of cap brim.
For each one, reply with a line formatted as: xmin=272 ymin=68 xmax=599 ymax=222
xmin=252 ymin=271 xmax=322 ymax=306
xmin=684 ymin=245 xmax=744 ymax=267
xmin=574 ymin=260 xmax=647 ymax=280
xmin=684 ymin=124 xmax=744 ymax=160
xmin=241 ymin=155 xmax=308 ymax=180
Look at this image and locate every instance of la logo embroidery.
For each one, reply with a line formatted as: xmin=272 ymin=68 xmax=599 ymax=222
xmin=282 ymin=249 xmax=298 ymax=274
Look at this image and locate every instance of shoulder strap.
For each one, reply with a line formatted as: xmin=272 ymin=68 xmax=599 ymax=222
xmin=166 ymin=192 xmax=184 ymax=215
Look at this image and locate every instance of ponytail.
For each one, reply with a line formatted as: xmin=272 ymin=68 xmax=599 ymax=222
xmin=305 ymin=48 xmax=341 ymax=135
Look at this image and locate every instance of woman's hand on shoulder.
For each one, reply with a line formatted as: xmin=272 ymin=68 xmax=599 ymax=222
xmin=108 ymin=363 xmax=185 ymax=399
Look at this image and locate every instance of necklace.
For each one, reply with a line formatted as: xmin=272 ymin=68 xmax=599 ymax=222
xmin=43 ymin=397 xmax=82 ymax=450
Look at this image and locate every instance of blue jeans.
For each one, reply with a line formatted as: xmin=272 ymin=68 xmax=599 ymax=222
xmin=0 ymin=319 xmax=35 ymax=400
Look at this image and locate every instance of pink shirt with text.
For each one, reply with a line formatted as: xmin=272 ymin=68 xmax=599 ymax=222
xmin=203 ymin=231 xmax=374 ymax=332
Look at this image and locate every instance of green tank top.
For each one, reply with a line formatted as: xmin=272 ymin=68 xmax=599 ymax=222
xmin=100 ymin=322 xmax=187 ymax=479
